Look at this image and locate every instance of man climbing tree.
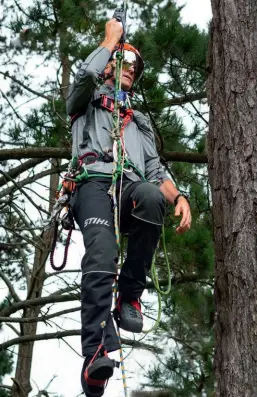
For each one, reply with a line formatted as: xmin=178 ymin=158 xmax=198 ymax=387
xmin=66 ymin=15 xmax=191 ymax=397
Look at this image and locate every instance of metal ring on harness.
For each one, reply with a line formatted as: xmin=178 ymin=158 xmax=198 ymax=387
xmin=79 ymin=152 xmax=99 ymax=166
xmin=79 ymin=151 xmax=114 ymax=166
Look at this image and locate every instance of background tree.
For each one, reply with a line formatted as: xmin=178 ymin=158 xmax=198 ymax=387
xmin=0 ymin=0 xmax=213 ymax=396
xmin=0 ymin=320 xmax=13 ymax=397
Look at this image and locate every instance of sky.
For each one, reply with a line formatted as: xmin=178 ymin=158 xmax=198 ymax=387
xmin=0 ymin=1 xmax=212 ymax=396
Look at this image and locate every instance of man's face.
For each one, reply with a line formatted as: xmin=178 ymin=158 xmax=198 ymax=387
xmin=121 ymin=61 xmax=136 ymax=91
xmin=105 ymin=60 xmax=136 ymax=91
xmin=104 ymin=51 xmax=137 ymax=91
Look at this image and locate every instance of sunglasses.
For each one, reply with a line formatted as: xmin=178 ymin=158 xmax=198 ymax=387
xmin=112 ymin=50 xmax=138 ymax=72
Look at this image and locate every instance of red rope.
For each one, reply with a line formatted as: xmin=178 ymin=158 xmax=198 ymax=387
xmin=50 ymin=224 xmax=73 ymax=271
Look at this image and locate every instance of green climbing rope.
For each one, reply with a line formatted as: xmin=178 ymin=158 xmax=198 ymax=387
xmin=118 ymin=225 xmax=171 ymax=335
xmin=151 ymin=225 xmax=171 ymax=296
xmin=142 ymin=224 xmax=171 ymax=334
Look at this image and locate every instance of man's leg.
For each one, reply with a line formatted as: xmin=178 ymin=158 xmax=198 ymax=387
xmin=71 ymin=178 xmax=120 ymax=395
xmin=72 ymin=179 xmax=120 ymax=355
xmin=117 ymin=181 xmax=166 ymax=331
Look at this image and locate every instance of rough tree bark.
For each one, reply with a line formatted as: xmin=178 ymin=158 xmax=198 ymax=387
xmin=207 ymin=0 xmax=257 ymax=396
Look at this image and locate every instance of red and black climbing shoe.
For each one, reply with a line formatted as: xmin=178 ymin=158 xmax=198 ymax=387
xmin=81 ymin=354 xmax=119 ymax=397
xmin=115 ymin=296 xmax=143 ymax=333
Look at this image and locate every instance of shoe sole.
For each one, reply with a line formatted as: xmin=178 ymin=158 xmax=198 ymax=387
xmin=87 ymin=356 xmax=114 ymax=381
xmin=119 ymin=318 xmax=143 ymax=333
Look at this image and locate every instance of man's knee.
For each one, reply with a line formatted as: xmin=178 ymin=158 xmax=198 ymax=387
xmin=131 ymin=182 xmax=165 ymax=225
xmin=82 ymin=226 xmax=118 ymax=274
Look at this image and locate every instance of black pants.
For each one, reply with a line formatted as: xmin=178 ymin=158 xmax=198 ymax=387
xmin=71 ymin=177 xmax=165 ymax=356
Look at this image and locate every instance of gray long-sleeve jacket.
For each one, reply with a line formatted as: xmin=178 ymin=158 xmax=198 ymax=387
xmin=66 ymin=46 xmax=169 ymax=185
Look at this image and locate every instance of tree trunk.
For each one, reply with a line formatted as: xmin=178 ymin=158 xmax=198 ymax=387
xmin=207 ymin=1 xmax=257 ymax=396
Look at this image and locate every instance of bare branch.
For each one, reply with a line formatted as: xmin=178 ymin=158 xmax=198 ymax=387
xmin=152 ymin=91 xmax=207 ymax=109
xmin=36 ymin=391 xmax=49 ymax=397
xmin=132 ymin=391 xmax=172 ymax=397
xmin=24 ymin=186 xmax=51 ymax=204
xmin=0 ymin=242 xmax=28 ymax=250
xmin=0 ymin=147 xmax=70 ymax=161
xmin=0 ymin=293 xmax=80 ymax=317
xmin=162 ymin=151 xmax=207 ymax=164
xmin=0 ymin=71 xmax=51 ymax=101
xmin=0 ymin=329 xmax=163 ymax=353
xmin=0 ymin=306 xmax=80 ymax=324
xmin=1 ymin=224 xmax=43 ymax=250
xmin=6 ymin=323 xmax=20 ymax=336
xmin=0 ymin=270 xmax=21 ymax=302
xmin=49 ymin=285 xmax=80 ymax=297
xmin=0 ymin=159 xmax=45 ymax=188
xmin=146 ymin=274 xmax=213 ymax=289
xmin=0 ymin=147 xmax=207 ymax=163
xmin=44 ymin=269 xmax=81 ymax=279
xmin=1 ymin=89 xmax=42 ymax=134
xmin=0 ymin=384 xmax=12 ymax=391
xmin=0 ymin=170 xmax=49 ymax=216
xmin=10 ymin=202 xmax=37 ymax=240
xmin=0 ymin=163 xmax=68 ymax=200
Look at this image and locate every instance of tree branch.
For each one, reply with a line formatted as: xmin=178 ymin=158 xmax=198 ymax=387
xmin=0 ymin=147 xmax=70 ymax=161
xmin=0 ymin=163 xmax=68 ymax=200
xmin=0 ymin=329 xmax=163 ymax=353
xmin=0 ymin=71 xmax=51 ymax=101
xmin=132 ymin=391 xmax=171 ymax=397
xmin=0 ymin=170 xmax=50 ymax=215
xmin=0 ymin=307 xmax=80 ymax=324
xmin=0 ymin=270 xmax=21 ymax=302
xmin=1 ymin=89 xmax=42 ymax=134
xmin=162 ymin=151 xmax=207 ymax=163
xmin=0 ymin=159 xmax=45 ymax=188
xmin=44 ymin=269 xmax=81 ymax=279
xmin=154 ymin=91 xmax=207 ymax=109
xmin=0 ymin=293 xmax=80 ymax=317
xmin=6 ymin=323 xmax=20 ymax=336
xmin=0 ymin=385 xmax=12 ymax=391
xmin=0 ymin=274 xmax=210 ymax=317
xmin=0 ymin=147 xmax=207 ymax=163
xmin=0 ymin=224 xmax=42 ymax=250
xmin=0 ymin=242 xmax=28 ymax=250
xmin=10 ymin=202 xmax=38 ymax=240
xmin=146 ymin=275 xmax=213 ymax=289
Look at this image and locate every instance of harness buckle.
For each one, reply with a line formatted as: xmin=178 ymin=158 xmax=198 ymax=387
xmin=100 ymin=95 xmax=114 ymax=112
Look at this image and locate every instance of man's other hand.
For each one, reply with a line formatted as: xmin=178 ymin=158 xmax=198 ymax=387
xmin=174 ymin=196 xmax=191 ymax=234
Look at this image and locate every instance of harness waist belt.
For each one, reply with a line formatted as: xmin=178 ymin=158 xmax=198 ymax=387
xmin=70 ymin=95 xmax=127 ymax=127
